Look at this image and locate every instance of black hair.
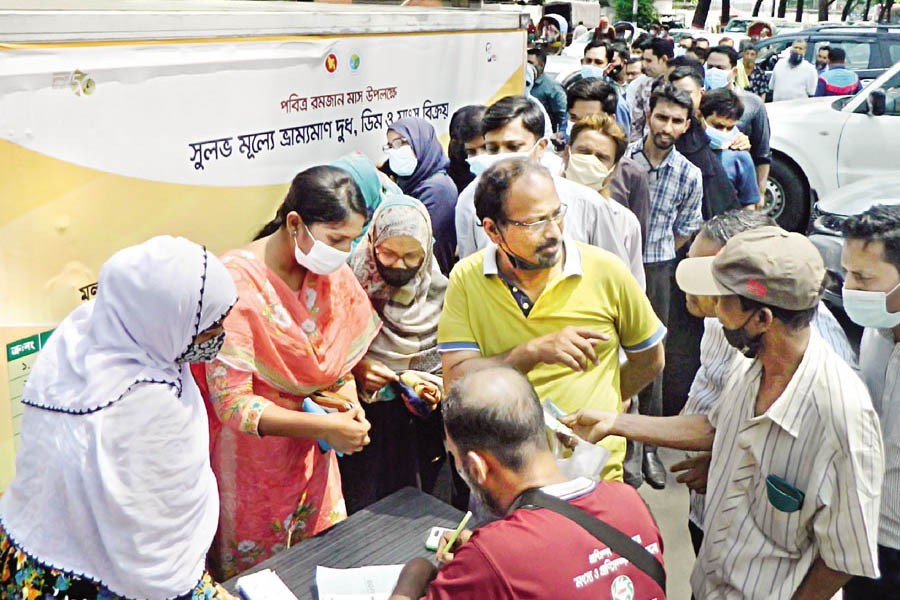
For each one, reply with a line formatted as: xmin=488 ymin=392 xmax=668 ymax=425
xmin=443 ymin=367 xmax=546 ymax=471
xmin=611 ymin=42 xmax=630 ymax=62
xmin=738 ymin=296 xmax=819 ymax=331
xmin=708 ymin=45 xmax=740 ymax=67
xmin=254 ymin=165 xmax=365 ymax=240
xmin=566 ymin=77 xmax=618 ymax=116
xmin=481 ymin=95 xmax=545 ymax=139
xmin=694 ymin=37 xmax=709 ymax=46
xmin=692 ymin=47 xmax=710 ymax=61
xmin=668 ymin=65 xmax=704 ymax=90
xmin=449 ymin=104 xmax=486 ymax=162
xmin=842 ymin=204 xmax=900 ymax=271
xmin=583 ymin=40 xmax=611 ymax=59
xmin=740 ymin=39 xmax=756 ymax=53
xmin=669 ymin=55 xmax=705 ymax=73
xmin=700 ymin=209 xmax=777 ymax=246
xmin=827 ymin=46 xmax=847 ymax=63
xmin=649 ymin=81 xmax=694 ymax=116
xmin=643 ymin=37 xmax=675 ymax=59
xmin=700 ymin=87 xmax=745 ymax=120
xmin=526 ymin=46 xmax=547 ymax=67
xmin=474 ymin=157 xmax=551 ymax=224
xmin=632 ymin=32 xmax=652 ymax=49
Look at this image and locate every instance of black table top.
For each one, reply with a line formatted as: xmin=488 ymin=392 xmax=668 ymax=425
xmin=224 ymin=487 xmax=464 ymax=599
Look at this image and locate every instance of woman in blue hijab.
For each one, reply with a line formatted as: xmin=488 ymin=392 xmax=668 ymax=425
xmin=383 ymin=118 xmax=458 ymax=275
xmin=332 ymin=152 xmax=403 ymax=251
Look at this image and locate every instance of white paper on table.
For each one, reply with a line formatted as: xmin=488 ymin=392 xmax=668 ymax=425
xmin=236 ymin=569 xmax=298 ymax=600
xmin=315 ymin=564 xmax=405 ymax=600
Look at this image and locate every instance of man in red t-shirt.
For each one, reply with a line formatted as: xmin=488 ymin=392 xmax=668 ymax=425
xmin=390 ymin=367 xmax=666 ymax=600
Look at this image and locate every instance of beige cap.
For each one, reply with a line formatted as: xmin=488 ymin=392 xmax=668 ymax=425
xmin=676 ymin=226 xmax=825 ymax=310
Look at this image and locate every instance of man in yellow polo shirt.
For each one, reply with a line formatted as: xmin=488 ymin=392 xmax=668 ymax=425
xmin=438 ymin=157 xmax=666 ymax=481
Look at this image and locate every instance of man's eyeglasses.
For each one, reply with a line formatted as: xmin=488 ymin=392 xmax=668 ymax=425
xmin=382 ymin=138 xmax=409 ymax=152
xmin=502 ymin=204 xmax=567 ymax=231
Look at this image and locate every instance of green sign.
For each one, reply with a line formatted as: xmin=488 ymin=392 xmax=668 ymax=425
xmin=6 ymin=330 xmax=55 ymax=363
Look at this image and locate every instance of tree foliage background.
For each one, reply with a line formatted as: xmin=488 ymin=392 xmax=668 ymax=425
xmin=614 ymin=0 xmax=659 ymax=28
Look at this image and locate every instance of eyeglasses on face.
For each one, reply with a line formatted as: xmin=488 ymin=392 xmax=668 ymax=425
xmin=375 ymin=246 xmax=425 ymax=269
xmin=502 ymin=204 xmax=567 ymax=231
xmin=382 ymin=138 xmax=409 ymax=152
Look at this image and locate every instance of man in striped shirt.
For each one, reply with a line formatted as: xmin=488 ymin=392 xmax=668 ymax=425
xmin=671 ymin=211 xmax=859 ymax=557
xmin=563 ymin=226 xmax=884 ymax=599
xmin=841 ymin=205 xmax=900 ymax=599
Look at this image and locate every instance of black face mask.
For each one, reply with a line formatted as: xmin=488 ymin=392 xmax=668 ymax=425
xmin=788 ymin=52 xmax=803 ymax=66
xmin=375 ymin=258 xmax=418 ymax=287
xmin=722 ymin=310 xmax=764 ymax=358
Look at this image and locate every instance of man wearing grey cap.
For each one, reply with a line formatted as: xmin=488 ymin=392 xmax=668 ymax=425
xmin=563 ymin=226 xmax=885 ymax=599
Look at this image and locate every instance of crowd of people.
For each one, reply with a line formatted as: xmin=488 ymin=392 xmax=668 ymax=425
xmin=0 ymin=20 xmax=897 ymax=600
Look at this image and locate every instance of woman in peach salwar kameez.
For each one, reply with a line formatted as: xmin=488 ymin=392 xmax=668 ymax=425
xmin=193 ymin=166 xmax=381 ymax=580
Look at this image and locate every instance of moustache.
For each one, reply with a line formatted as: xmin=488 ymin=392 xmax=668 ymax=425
xmin=537 ymin=239 xmax=561 ymax=252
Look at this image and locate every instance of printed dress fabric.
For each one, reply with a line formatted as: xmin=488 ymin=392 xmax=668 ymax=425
xmin=193 ymin=249 xmax=380 ymax=580
xmin=0 ymin=529 xmax=232 ymax=600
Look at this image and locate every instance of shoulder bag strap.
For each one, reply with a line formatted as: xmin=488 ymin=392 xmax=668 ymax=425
xmin=513 ymin=487 xmax=666 ymax=592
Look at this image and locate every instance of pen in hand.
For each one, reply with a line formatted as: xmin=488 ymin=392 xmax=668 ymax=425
xmin=436 ymin=510 xmax=472 ymax=563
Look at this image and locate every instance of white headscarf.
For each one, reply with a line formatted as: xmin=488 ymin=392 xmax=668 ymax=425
xmin=0 ymin=236 xmax=237 ymax=599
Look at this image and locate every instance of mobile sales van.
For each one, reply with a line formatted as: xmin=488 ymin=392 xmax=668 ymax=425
xmin=0 ymin=0 xmax=526 ymax=489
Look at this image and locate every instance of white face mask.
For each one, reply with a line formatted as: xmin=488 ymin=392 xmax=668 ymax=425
xmin=466 ymin=140 xmax=542 ymax=177
xmin=387 ymin=145 xmax=418 ymax=177
xmin=294 ymin=225 xmax=349 ymax=275
xmin=842 ymin=283 xmax=900 ymax=329
xmin=565 ymin=153 xmax=610 ymax=190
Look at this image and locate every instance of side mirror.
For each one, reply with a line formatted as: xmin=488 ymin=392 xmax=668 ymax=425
xmin=870 ymin=88 xmax=886 ymax=116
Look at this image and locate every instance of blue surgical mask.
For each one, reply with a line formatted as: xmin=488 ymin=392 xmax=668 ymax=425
xmin=579 ymin=66 xmax=605 ymax=80
xmin=704 ymin=67 xmax=731 ymax=89
xmin=387 ymin=145 xmax=418 ymax=177
xmin=842 ymin=284 xmax=900 ymax=329
xmin=706 ymin=126 xmax=739 ymax=150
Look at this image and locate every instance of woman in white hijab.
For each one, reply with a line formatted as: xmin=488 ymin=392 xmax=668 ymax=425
xmin=0 ymin=236 xmax=237 ymax=599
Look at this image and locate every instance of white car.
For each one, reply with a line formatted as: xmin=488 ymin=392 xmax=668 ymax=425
xmin=763 ymin=59 xmax=900 ymax=232
xmin=807 ymin=175 xmax=900 ymax=306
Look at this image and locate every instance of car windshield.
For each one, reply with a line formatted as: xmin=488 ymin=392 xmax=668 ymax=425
xmin=725 ymin=19 xmax=752 ymax=32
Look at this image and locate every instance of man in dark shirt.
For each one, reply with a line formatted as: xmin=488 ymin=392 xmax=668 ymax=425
xmin=527 ymin=47 xmax=567 ymax=133
xmin=706 ymin=45 xmax=771 ymax=199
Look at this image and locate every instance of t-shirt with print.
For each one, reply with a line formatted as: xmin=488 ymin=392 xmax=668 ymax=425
xmin=424 ymin=479 xmax=666 ymax=600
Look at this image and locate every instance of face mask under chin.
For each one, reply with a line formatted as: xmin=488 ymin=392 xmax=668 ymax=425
xmin=722 ymin=310 xmax=764 ymax=358
xmin=497 ymin=230 xmax=558 ymax=271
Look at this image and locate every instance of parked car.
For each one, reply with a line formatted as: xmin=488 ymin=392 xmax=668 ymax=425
xmin=754 ymin=23 xmax=900 ymax=88
xmin=763 ymin=59 xmax=900 ymax=232
xmin=808 ymin=175 xmax=900 ymax=307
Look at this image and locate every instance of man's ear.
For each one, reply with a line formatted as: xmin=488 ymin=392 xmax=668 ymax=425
xmin=532 ymin=137 xmax=549 ymax=160
xmin=465 ymin=450 xmax=490 ymax=485
xmin=482 ymin=218 xmax=503 ymax=245
xmin=755 ymin=307 xmax=775 ymax=333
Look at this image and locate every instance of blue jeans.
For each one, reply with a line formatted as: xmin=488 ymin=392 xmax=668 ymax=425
xmin=843 ymin=544 xmax=900 ymax=599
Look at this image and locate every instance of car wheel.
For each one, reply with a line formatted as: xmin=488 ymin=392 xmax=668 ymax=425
xmin=764 ymin=156 xmax=809 ymax=232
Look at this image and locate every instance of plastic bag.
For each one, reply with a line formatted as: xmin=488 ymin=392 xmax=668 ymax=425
xmin=543 ymin=400 xmax=610 ymax=480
